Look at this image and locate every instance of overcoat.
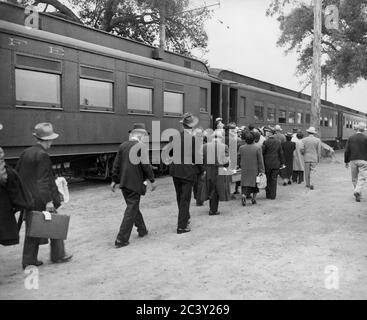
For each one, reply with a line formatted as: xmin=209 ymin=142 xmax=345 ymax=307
xmin=262 ymin=136 xmax=285 ymax=170
xmin=293 ymin=138 xmax=305 ymax=171
xmin=239 ymin=144 xmax=265 ymax=187
xmin=201 ymin=138 xmax=230 ymax=202
xmin=280 ymin=141 xmax=296 ymax=179
xmin=0 ymin=166 xmax=33 ymax=246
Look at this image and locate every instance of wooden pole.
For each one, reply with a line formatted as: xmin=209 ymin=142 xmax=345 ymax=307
xmin=311 ymin=0 xmax=322 ymax=136
xmin=159 ymin=0 xmax=166 ymax=50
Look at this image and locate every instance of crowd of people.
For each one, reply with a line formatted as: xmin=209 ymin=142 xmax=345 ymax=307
xmin=1 ymin=114 xmax=366 ymax=269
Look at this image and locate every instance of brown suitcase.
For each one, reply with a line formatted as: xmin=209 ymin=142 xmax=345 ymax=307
xmin=26 ymin=211 xmax=70 ymax=240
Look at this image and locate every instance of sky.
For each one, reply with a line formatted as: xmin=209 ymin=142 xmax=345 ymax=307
xmin=193 ymin=0 xmax=367 ymax=113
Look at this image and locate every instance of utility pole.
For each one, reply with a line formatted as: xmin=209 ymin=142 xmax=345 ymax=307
xmin=159 ymin=0 xmax=166 ymax=50
xmin=311 ymin=0 xmax=322 ymax=136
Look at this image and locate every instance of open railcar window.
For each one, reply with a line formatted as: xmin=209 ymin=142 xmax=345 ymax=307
xmin=15 ymin=54 xmax=62 ymax=109
xmin=288 ymin=111 xmax=295 ymax=124
xmin=80 ymin=66 xmax=114 ymax=112
xmin=278 ymin=110 xmax=286 ymax=124
xmin=254 ymin=102 xmax=264 ymax=122
xmin=200 ymin=87 xmax=208 ymax=112
xmin=267 ymin=105 xmax=275 ymax=123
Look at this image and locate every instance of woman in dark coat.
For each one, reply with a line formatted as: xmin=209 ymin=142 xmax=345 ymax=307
xmin=0 ymin=147 xmax=33 ymax=246
xmin=239 ymin=132 xmax=265 ymax=206
xmin=280 ymin=133 xmax=296 ymax=185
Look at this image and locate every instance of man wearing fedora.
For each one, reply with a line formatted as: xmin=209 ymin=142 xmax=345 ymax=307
xmin=344 ymin=123 xmax=367 ymax=202
xmin=168 ymin=113 xmax=203 ymax=234
xmin=274 ymin=125 xmax=286 ymax=144
xmin=111 ymin=123 xmax=156 ymax=247
xmin=262 ymin=127 xmax=285 ymax=200
xmin=302 ymin=126 xmax=322 ymax=190
xmin=16 ymin=123 xmax=72 ymax=269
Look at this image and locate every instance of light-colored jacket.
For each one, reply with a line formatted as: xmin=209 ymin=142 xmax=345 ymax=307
xmin=293 ymin=138 xmax=305 ymax=171
xmin=302 ymin=135 xmax=321 ymax=163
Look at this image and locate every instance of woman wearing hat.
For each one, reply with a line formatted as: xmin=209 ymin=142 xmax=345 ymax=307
xmin=280 ymin=133 xmax=296 ymax=185
xmin=16 ymin=123 xmax=72 ymax=268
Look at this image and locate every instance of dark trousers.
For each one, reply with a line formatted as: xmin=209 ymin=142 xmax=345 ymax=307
xmin=208 ymin=179 xmax=219 ymax=213
xmin=117 ymin=188 xmax=147 ymax=242
xmin=173 ymin=177 xmax=193 ymax=229
xmin=265 ymin=169 xmax=279 ymax=200
xmin=193 ymin=174 xmax=203 ymax=205
xmin=292 ymin=171 xmax=304 ymax=184
xmin=23 ymin=211 xmax=65 ymax=265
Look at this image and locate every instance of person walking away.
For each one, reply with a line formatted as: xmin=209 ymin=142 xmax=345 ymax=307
xmin=274 ymin=125 xmax=286 ymax=144
xmin=192 ymin=127 xmax=206 ymax=206
xmin=233 ymin=130 xmax=247 ymax=196
xmin=292 ymin=132 xmax=305 ymax=184
xmin=344 ymin=123 xmax=367 ymax=202
xmin=239 ymin=132 xmax=265 ymax=206
xmin=280 ymin=133 xmax=296 ymax=185
xmin=262 ymin=127 xmax=285 ymax=200
xmin=111 ymin=123 xmax=156 ymax=247
xmin=168 ymin=113 xmax=203 ymax=234
xmin=16 ymin=123 xmax=72 ymax=269
xmin=302 ymin=127 xmax=322 ymax=190
xmin=1 ymin=124 xmax=34 ymax=247
xmin=202 ymin=130 xmax=230 ymax=215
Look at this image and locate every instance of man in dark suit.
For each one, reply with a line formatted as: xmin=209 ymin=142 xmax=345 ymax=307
xmin=16 ymin=123 xmax=72 ymax=269
xmin=262 ymin=127 xmax=285 ymax=200
xmin=167 ymin=113 xmax=203 ymax=234
xmin=344 ymin=123 xmax=367 ymax=202
xmin=111 ymin=123 xmax=156 ymax=247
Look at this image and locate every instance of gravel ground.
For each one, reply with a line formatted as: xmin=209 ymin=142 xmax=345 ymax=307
xmin=1 ymin=151 xmax=367 ymax=300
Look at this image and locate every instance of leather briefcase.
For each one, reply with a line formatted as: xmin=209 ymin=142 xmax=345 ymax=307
xmin=26 ymin=211 xmax=70 ymax=240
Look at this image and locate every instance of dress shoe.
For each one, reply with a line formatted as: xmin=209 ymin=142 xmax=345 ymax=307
xmin=233 ymin=191 xmax=240 ymax=195
xmin=288 ymin=181 xmax=292 ymax=185
xmin=177 ymin=226 xmax=191 ymax=234
xmin=310 ymin=185 xmax=314 ymax=190
xmin=115 ymin=240 xmax=129 ymax=248
xmin=196 ymin=201 xmax=204 ymax=207
xmin=251 ymin=198 xmax=257 ymax=205
xmin=283 ymin=182 xmax=287 ymax=186
xmin=22 ymin=260 xmax=43 ymax=270
xmin=52 ymin=254 xmax=73 ymax=264
xmin=354 ymin=192 xmax=361 ymax=202
xmin=209 ymin=211 xmax=220 ymax=215
xmin=138 ymin=229 xmax=148 ymax=237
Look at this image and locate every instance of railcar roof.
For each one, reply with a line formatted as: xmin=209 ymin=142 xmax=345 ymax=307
xmin=0 ymin=1 xmax=209 ymax=73
xmin=0 ymin=20 xmax=213 ymax=82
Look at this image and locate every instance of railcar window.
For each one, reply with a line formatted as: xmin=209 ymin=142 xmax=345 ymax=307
xmin=306 ymin=113 xmax=311 ymax=124
xmin=267 ymin=106 xmax=275 ymax=122
xmin=320 ymin=117 xmax=323 ymax=126
xmin=296 ymin=112 xmax=303 ymax=124
xmin=324 ymin=117 xmax=329 ymax=127
xmin=15 ymin=69 xmax=61 ymax=108
xmin=254 ymin=104 xmax=264 ymax=122
xmin=127 ymin=86 xmax=153 ymax=113
xmin=241 ymin=97 xmax=247 ymax=117
xmin=278 ymin=110 xmax=286 ymax=124
xmin=200 ymin=88 xmax=208 ymax=112
xmin=288 ymin=111 xmax=295 ymax=124
xmin=80 ymin=78 xmax=113 ymax=111
xmin=164 ymin=91 xmax=184 ymax=115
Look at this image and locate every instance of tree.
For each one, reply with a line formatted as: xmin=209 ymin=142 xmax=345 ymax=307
xmin=15 ymin=0 xmax=212 ymax=57
xmin=267 ymin=0 xmax=367 ymax=88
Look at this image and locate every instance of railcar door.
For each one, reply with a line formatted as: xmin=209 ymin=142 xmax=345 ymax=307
xmin=229 ymin=88 xmax=238 ymax=124
xmin=337 ymin=111 xmax=343 ymax=141
xmin=211 ymin=82 xmax=221 ymax=129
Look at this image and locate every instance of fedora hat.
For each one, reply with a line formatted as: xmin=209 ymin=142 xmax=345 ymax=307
xmin=306 ymin=126 xmax=317 ymax=134
xmin=180 ymin=112 xmax=199 ymax=128
xmin=285 ymin=132 xmax=293 ymax=137
xmin=33 ymin=123 xmax=59 ymax=140
xmin=128 ymin=123 xmax=149 ymax=135
xmin=274 ymin=125 xmax=282 ymax=131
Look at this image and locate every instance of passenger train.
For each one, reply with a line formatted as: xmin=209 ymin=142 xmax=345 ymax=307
xmin=0 ymin=1 xmax=366 ymax=178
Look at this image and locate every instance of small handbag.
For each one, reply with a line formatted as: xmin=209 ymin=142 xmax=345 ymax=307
xmin=256 ymin=173 xmax=267 ymax=189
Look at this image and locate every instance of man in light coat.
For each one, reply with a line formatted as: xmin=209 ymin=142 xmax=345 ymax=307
xmin=344 ymin=123 xmax=367 ymax=202
xmin=302 ymin=127 xmax=322 ymax=190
